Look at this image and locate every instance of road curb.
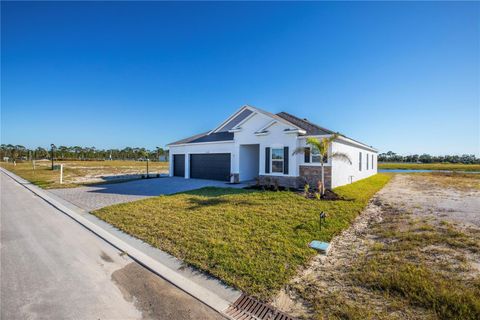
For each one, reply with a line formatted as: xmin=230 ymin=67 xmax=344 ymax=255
xmin=0 ymin=168 xmax=237 ymax=316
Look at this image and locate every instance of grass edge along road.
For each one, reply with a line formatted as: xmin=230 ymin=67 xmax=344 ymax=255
xmin=379 ymin=162 xmax=480 ymax=172
xmin=93 ymin=174 xmax=392 ymax=300
xmin=0 ymin=160 xmax=169 ymax=189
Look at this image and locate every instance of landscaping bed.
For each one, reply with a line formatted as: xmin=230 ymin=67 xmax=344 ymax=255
xmin=92 ymin=174 xmax=391 ymax=300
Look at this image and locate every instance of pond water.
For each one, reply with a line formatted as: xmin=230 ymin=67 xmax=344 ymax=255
xmin=379 ymin=169 xmax=480 ymax=174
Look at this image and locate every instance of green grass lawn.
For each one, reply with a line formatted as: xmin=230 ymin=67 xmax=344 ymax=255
xmin=0 ymin=160 xmax=169 ymax=189
xmin=93 ymin=174 xmax=391 ymax=300
xmin=379 ymin=162 xmax=480 ymax=172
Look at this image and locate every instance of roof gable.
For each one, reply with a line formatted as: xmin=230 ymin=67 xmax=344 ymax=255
xmin=212 ymin=105 xmax=303 ymax=134
xmin=167 ymin=105 xmax=374 ymax=150
xmin=215 ymin=108 xmax=254 ymax=132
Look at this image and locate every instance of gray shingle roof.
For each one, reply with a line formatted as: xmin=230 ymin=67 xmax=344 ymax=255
xmin=276 ymin=112 xmax=335 ymax=135
xmin=167 ymin=109 xmax=335 ymax=146
xmin=276 ymin=111 xmax=375 ymax=149
xmin=167 ymin=131 xmax=234 ymax=146
xmin=217 ymin=108 xmax=253 ymax=132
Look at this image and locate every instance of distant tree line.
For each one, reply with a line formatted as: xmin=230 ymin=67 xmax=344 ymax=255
xmin=379 ymin=151 xmax=479 ymax=164
xmin=0 ymin=144 xmax=169 ymax=162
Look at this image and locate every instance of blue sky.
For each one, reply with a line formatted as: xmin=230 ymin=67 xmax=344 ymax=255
xmin=1 ymin=1 xmax=479 ymax=155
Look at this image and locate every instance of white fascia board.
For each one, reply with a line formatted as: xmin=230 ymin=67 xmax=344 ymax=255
xmin=299 ymin=134 xmax=377 ymax=152
xmin=167 ymin=140 xmax=234 ymax=147
xmin=336 ymin=136 xmax=378 ymax=152
xmin=229 ymin=110 xmax=258 ymax=131
xmin=297 ymin=134 xmax=333 ymax=140
xmin=255 ymin=120 xmax=277 ymax=133
xmin=254 ymin=119 xmax=306 ymax=136
xmin=252 ymin=107 xmax=303 ymax=131
xmin=284 ymin=129 xmax=306 ymax=135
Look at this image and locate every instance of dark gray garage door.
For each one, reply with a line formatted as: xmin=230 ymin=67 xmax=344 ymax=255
xmin=190 ymin=153 xmax=231 ymax=181
xmin=173 ymin=154 xmax=185 ymax=177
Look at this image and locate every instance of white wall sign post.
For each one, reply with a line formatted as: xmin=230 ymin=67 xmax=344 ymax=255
xmin=60 ymin=164 xmax=64 ymax=184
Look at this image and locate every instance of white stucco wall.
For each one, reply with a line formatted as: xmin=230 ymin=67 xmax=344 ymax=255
xmin=239 ymin=144 xmax=259 ymax=181
xmin=331 ymin=139 xmax=377 ymax=188
xmin=234 ymin=112 xmax=299 ymax=177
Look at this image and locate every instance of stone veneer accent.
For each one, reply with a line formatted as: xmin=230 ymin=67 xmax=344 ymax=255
xmin=257 ymin=166 xmax=332 ymax=190
xmin=299 ymin=165 xmax=332 ymax=190
xmin=258 ymin=175 xmax=301 ymax=189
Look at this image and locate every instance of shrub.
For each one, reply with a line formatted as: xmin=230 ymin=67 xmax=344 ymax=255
xmin=273 ymin=179 xmax=279 ymax=191
xmin=304 ymin=183 xmax=310 ymax=196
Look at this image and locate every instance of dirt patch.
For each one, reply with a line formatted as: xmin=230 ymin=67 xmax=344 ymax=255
xmin=296 ymin=189 xmax=347 ymax=201
xmin=381 ymin=174 xmax=480 ymax=227
xmin=112 ymin=262 xmax=225 ymax=320
xmin=272 ymin=173 xmax=480 ymax=319
xmin=320 ymin=189 xmax=344 ymax=200
xmin=100 ymin=251 xmax=114 ymax=263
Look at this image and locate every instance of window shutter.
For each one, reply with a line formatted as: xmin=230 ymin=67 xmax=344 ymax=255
xmin=283 ymin=147 xmax=289 ymax=174
xmin=265 ymin=147 xmax=270 ymax=173
xmin=304 ymin=147 xmax=310 ymax=163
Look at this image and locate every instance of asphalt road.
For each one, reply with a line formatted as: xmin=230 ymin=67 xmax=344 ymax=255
xmin=0 ymin=172 xmax=225 ymax=320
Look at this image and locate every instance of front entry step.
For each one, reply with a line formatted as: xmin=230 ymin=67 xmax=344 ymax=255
xmin=225 ymin=294 xmax=297 ymax=320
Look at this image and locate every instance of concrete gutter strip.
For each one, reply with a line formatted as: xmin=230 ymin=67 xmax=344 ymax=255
xmin=0 ymin=168 xmax=237 ymax=315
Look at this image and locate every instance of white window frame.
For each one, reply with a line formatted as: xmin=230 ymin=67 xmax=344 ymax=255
xmin=310 ymin=147 xmax=329 ymax=164
xmin=270 ymin=148 xmax=284 ymax=173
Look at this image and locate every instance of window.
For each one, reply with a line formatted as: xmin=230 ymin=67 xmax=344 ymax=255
xmin=372 ymin=154 xmax=374 ymax=169
xmin=359 ymin=152 xmax=362 ymax=171
xmin=311 ymin=147 xmax=328 ymax=163
xmin=311 ymin=147 xmax=321 ymax=163
xmin=271 ymin=148 xmax=284 ymax=173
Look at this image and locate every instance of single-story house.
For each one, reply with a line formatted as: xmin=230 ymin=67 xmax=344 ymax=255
xmin=167 ymin=105 xmax=377 ymax=189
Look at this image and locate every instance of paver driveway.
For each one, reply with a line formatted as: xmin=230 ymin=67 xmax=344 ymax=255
xmin=49 ymin=177 xmax=248 ymax=211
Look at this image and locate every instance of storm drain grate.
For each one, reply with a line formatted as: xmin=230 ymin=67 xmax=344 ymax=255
xmin=225 ymin=294 xmax=297 ymax=320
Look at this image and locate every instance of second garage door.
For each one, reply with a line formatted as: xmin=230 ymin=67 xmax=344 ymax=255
xmin=190 ymin=153 xmax=231 ymax=181
xmin=173 ymin=154 xmax=185 ymax=177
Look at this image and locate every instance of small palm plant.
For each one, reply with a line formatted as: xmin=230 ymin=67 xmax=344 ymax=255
xmin=294 ymin=134 xmax=352 ymax=195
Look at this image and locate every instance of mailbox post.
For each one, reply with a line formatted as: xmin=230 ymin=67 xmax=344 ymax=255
xmin=319 ymin=211 xmax=326 ymax=230
xmin=50 ymin=144 xmax=56 ymax=170
xmin=147 ymin=158 xmax=149 ymax=178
